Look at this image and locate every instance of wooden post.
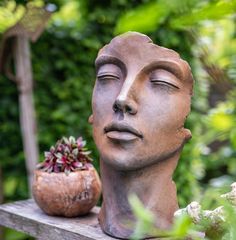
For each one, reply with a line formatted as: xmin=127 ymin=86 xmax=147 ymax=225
xmin=14 ymin=36 xmax=39 ymax=195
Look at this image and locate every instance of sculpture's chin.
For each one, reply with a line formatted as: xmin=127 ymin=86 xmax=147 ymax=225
xmin=99 ymin=149 xmax=180 ymax=171
xmin=99 ymin=155 xmax=139 ymax=171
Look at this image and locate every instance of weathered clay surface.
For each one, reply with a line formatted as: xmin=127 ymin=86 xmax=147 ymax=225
xmin=32 ymin=168 xmax=101 ymax=217
xmin=90 ymin=31 xmax=193 ymax=239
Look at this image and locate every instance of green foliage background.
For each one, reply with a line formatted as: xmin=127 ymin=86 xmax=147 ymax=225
xmin=0 ymin=0 xmax=236 ymax=239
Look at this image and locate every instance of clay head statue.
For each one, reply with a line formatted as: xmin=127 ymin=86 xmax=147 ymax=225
xmin=90 ymin=32 xmax=193 ymax=239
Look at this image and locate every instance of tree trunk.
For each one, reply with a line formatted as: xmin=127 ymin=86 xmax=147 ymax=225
xmin=14 ymin=36 xmax=39 ymax=195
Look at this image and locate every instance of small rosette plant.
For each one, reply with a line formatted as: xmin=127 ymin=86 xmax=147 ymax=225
xmin=37 ymin=136 xmax=93 ymax=174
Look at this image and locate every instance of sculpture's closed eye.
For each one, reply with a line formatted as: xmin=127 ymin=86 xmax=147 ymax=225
xmin=150 ymin=79 xmax=179 ymax=90
xmin=97 ymin=74 xmax=120 ymax=82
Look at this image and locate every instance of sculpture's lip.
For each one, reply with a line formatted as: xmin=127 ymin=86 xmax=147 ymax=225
xmin=104 ymin=122 xmax=143 ymax=139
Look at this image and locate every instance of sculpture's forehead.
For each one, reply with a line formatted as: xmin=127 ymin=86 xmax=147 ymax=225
xmin=96 ymin=32 xmax=193 ymax=84
xmin=98 ymin=32 xmax=180 ymax=62
xmin=98 ymin=32 xmax=182 ymax=64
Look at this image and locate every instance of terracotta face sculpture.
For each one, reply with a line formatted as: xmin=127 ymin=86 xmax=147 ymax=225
xmin=90 ymin=32 xmax=193 ymax=239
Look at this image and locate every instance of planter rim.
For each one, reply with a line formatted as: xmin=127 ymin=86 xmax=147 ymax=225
xmin=34 ymin=167 xmax=96 ymax=175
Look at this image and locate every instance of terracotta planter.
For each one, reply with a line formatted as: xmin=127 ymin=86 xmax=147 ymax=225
xmin=32 ymin=167 xmax=101 ymax=217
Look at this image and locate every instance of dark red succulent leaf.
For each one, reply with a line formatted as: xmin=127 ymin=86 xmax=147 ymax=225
xmin=37 ymin=136 xmax=93 ymax=173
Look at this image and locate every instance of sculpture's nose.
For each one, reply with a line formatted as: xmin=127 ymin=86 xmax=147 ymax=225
xmin=112 ymin=81 xmax=138 ymax=115
xmin=113 ymin=98 xmax=137 ymax=115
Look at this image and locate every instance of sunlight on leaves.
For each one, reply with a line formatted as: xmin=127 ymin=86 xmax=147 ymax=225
xmin=199 ymin=19 xmax=236 ymax=68
xmin=230 ymin=129 xmax=236 ymax=149
xmin=207 ymin=103 xmax=235 ymax=132
xmin=170 ymin=0 xmax=236 ymax=29
xmin=115 ymin=1 xmax=169 ymax=34
xmin=0 ymin=1 xmax=25 ymax=33
xmin=50 ymin=0 xmax=82 ymax=27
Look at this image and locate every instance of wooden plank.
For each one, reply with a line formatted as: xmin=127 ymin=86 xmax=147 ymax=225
xmin=0 ymin=199 xmax=114 ymax=240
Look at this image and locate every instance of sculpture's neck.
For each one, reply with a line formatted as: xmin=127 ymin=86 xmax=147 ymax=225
xmin=98 ymin=154 xmax=180 ymax=239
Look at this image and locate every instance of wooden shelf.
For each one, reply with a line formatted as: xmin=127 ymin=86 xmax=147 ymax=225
xmin=0 ymin=199 xmax=114 ymax=240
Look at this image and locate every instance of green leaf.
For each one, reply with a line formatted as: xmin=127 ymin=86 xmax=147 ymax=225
xmin=171 ymin=214 xmax=192 ymax=237
xmin=69 ymin=136 xmax=76 ymax=144
xmin=4 ymin=178 xmax=18 ymax=197
xmin=206 ymin=103 xmax=235 ymax=132
xmin=63 ymin=137 xmax=70 ymax=145
xmin=128 ymin=194 xmax=155 ymax=223
xmin=55 ymin=153 xmax=63 ymax=159
xmin=72 ymin=148 xmax=79 ymax=155
xmin=82 ymin=150 xmax=91 ymax=155
xmin=5 ymin=228 xmax=31 ymax=240
xmin=128 ymin=194 xmax=157 ymax=239
xmin=115 ymin=1 xmax=170 ymax=34
xmin=0 ymin=1 xmax=25 ymax=33
xmin=170 ymin=0 xmax=236 ymax=29
xmin=230 ymin=128 xmax=236 ymax=149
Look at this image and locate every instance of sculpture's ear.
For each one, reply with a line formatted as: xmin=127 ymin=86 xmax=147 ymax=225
xmin=183 ymin=128 xmax=192 ymax=141
xmin=88 ymin=114 xmax=93 ymax=124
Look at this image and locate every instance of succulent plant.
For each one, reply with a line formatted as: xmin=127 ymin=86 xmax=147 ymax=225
xmin=37 ymin=136 xmax=93 ymax=174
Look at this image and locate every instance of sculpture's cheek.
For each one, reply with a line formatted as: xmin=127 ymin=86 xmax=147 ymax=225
xmin=91 ymin=88 xmax=191 ymax=170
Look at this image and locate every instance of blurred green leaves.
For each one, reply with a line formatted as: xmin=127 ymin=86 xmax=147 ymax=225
xmin=0 ymin=0 xmax=51 ymax=34
xmin=230 ymin=129 xmax=236 ymax=149
xmin=128 ymin=194 xmax=155 ymax=239
xmin=50 ymin=0 xmax=84 ymax=28
xmin=129 ymin=190 xmax=236 ymax=240
xmin=115 ymin=0 xmax=236 ymax=34
xmin=0 ymin=0 xmax=25 ymax=32
xmin=129 ymin=194 xmax=195 ymax=239
xmin=207 ymin=103 xmax=235 ymax=132
xmin=170 ymin=0 xmax=236 ymax=29
xmin=115 ymin=1 xmax=170 ymax=34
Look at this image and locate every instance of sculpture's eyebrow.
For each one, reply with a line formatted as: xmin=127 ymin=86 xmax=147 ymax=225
xmin=95 ymin=55 xmax=127 ymax=76
xmin=142 ymin=60 xmax=184 ymax=82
